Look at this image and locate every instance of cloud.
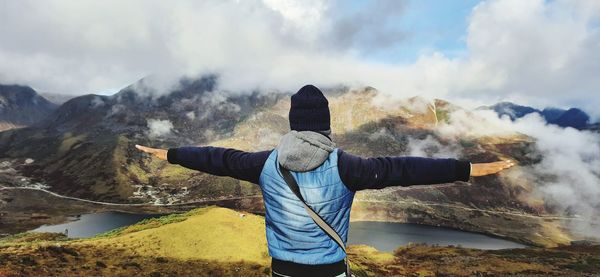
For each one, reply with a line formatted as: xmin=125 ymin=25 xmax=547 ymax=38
xmin=436 ymin=109 xmax=517 ymax=139
xmin=437 ymin=109 xmax=600 ymax=238
xmin=323 ymin=0 xmax=408 ymax=52
xmin=90 ymin=96 xmax=106 ymax=108
xmin=368 ymin=128 xmax=394 ymax=142
xmin=185 ymin=111 xmax=195 ymax=121
xmin=0 ymin=0 xmax=599 ymax=119
xmin=510 ymin=114 xmax=600 ymax=236
xmin=407 ymin=135 xmax=460 ymax=158
xmin=146 ymin=119 xmax=174 ymax=138
xmin=195 ymin=90 xmax=242 ymax=121
xmin=458 ymin=0 xmax=600 ymax=116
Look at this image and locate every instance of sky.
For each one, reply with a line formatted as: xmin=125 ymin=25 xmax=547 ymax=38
xmin=1 ymin=0 xmax=599 ymax=119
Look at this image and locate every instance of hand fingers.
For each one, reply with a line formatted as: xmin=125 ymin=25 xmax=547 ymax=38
xmin=471 ymin=160 xmax=516 ymax=177
xmin=503 ymin=159 xmax=515 ymax=165
xmin=502 ymin=160 xmax=516 ymax=168
xmin=493 ymin=160 xmax=515 ymax=168
xmin=489 ymin=160 xmax=515 ymax=173
xmin=135 ymin=144 xmax=156 ymax=154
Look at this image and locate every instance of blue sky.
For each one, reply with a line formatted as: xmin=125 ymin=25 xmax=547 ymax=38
xmin=353 ymin=0 xmax=481 ymax=64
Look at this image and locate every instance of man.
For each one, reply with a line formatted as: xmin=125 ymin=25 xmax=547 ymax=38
xmin=136 ymin=85 xmax=514 ymax=277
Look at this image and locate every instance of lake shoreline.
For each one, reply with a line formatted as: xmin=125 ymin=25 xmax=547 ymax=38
xmin=348 ymin=221 xmax=526 ymax=251
xmin=349 ymin=218 xmax=534 ymax=249
xmin=2 ymin=186 xmax=589 ymax=248
xmin=27 ymin=210 xmax=527 ymax=251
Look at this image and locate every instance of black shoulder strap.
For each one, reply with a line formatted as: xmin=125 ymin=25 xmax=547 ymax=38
xmin=279 ymin=164 xmax=351 ymax=276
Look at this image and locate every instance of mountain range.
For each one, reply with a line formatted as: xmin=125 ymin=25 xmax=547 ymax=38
xmin=0 ymin=78 xmax=596 ymax=247
xmin=486 ymin=102 xmax=595 ymax=130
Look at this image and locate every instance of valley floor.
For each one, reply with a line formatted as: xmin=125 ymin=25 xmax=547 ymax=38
xmin=1 ymin=207 xmax=599 ymax=277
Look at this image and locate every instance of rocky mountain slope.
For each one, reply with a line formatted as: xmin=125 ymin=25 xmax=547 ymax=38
xmin=0 ymin=76 xmax=283 ymax=202
xmin=1 ymin=206 xmax=598 ymax=277
xmin=0 ymin=84 xmax=58 ymax=131
xmin=0 ymin=77 xmax=592 ymax=246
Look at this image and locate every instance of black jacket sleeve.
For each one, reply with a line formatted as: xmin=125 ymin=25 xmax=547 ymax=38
xmin=167 ymin=146 xmax=272 ymax=185
xmin=337 ymin=149 xmax=470 ymax=191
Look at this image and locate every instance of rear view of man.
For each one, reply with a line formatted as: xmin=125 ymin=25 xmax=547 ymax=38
xmin=136 ymin=84 xmax=514 ymax=277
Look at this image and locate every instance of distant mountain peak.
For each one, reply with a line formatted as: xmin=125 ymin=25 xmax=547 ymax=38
xmin=488 ymin=102 xmax=540 ymax=121
xmin=552 ymin=108 xmax=590 ymax=129
xmin=0 ymin=84 xmax=58 ymax=131
xmin=485 ymin=101 xmax=593 ymax=130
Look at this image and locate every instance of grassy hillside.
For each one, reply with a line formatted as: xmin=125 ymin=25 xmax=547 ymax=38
xmin=1 ymin=207 xmax=599 ymax=276
xmin=0 ymin=207 xmax=270 ymax=276
xmin=85 ymin=207 xmax=269 ymax=264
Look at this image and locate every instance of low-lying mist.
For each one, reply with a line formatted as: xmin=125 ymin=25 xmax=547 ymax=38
xmin=410 ymin=107 xmax=600 ymax=238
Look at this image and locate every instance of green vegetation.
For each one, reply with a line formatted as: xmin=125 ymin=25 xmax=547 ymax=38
xmin=158 ymin=163 xmax=195 ymax=181
xmin=1 ymin=207 xmax=598 ymax=276
xmin=0 ymin=232 xmax=68 ymax=245
xmin=435 ymin=108 xmax=451 ymax=124
xmin=459 ymin=138 xmax=476 ymax=148
xmin=92 ymin=211 xmax=192 ymax=239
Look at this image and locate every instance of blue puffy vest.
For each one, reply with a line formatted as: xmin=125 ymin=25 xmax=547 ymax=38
xmin=258 ymin=148 xmax=355 ymax=265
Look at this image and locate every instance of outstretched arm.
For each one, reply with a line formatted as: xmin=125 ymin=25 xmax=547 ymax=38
xmin=135 ymin=144 xmax=271 ymax=184
xmin=337 ymin=149 xmax=514 ymax=191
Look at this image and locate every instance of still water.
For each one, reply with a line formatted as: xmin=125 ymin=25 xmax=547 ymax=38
xmin=347 ymin=221 xmax=526 ymax=251
xmin=32 ymin=212 xmax=162 ymax=238
xmin=33 ymin=212 xmax=526 ymax=250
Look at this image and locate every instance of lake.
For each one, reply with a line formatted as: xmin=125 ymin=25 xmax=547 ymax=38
xmin=32 ymin=212 xmax=526 ymax=250
xmin=32 ymin=212 xmax=163 ymax=238
xmin=347 ymin=221 xmax=526 ymax=251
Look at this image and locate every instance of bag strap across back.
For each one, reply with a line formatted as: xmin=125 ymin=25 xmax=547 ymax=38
xmin=279 ymin=164 xmax=351 ymax=276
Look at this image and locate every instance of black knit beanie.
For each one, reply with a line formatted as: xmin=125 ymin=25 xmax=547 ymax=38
xmin=289 ymin=84 xmax=330 ymax=132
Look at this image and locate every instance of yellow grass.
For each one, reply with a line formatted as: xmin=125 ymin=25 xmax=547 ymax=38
xmin=159 ymin=163 xmax=195 ymax=180
xmin=80 ymin=206 xmax=269 ymax=264
xmin=348 ymin=245 xmax=395 ymax=263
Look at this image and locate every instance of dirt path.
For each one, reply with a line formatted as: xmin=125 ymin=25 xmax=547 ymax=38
xmin=0 ymin=186 xmax=262 ymax=207
xmin=355 ymin=199 xmax=583 ymax=221
xmin=1 ymin=185 xmax=589 ymax=222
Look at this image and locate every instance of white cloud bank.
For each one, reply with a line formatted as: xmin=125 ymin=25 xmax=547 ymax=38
xmin=0 ymin=0 xmax=599 ymax=118
xmin=434 ymin=109 xmax=600 ymax=237
xmin=512 ymin=114 xmax=600 ymax=237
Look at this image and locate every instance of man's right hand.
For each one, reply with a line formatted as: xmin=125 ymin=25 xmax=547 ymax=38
xmin=470 ymin=160 xmax=515 ymax=177
xmin=135 ymin=144 xmax=168 ymax=161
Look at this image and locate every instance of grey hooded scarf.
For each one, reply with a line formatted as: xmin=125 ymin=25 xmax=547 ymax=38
xmin=276 ymin=130 xmax=336 ymax=172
